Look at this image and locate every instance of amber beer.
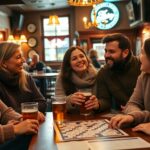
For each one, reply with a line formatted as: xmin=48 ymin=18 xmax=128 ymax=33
xmin=21 ymin=102 xmax=38 ymax=120
xmin=52 ymin=100 xmax=66 ymax=124
xmin=22 ymin=109 xmax=38 ymax=120
xmin=80 ymin=92 xmax=92 ymax=116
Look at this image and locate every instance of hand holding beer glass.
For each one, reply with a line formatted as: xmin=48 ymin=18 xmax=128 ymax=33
xmin=78 ymin=88 xmax=92 ymax=116
xmin=52 ymin=96 xmax=66 ymax=124
xmin=21 ymin=102 xmax=38 ymax=120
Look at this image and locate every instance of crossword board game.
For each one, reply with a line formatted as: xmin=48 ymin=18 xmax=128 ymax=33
xmin=54 ymin=119 xmax=128 ymax=141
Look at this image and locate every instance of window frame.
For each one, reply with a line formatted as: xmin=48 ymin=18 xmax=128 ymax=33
xmin=42 ymin=16 xmax=70 ymax=62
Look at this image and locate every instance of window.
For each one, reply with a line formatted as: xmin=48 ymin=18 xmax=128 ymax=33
xmin=93 ymin=43 xmax=105 ymax=61
xmin=91 ymin=38 xmax=105 ymax=61
xmin=43 ymin=16 xmax=70 ymax=61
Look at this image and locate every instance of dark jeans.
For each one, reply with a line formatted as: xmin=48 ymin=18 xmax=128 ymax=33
xmin=0 ymin=135 xmax=32 ymax=150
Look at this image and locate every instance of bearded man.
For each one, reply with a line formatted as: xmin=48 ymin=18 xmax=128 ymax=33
xmin=95 ymin=33 xmax=141 ymax=112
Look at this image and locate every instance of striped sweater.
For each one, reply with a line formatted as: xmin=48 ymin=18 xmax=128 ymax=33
xmin=0 ymin=100 xmax=21 ymax=143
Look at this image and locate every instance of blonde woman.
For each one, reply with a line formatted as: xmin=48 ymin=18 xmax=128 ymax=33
xmin=0 ymin=42 xmax=46 ymax=121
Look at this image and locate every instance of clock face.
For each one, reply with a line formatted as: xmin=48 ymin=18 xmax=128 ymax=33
xmin=28 ymin=49 xmax=37 ymax=58
xmin=27 ymin=37 xmax=37 ymax=48
xmin=27 ymin=24 xmax=36 ymax=33
xmin=91 ymin=2 xmax=120 ymax=30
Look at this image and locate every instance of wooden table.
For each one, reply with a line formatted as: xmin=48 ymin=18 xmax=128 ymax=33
xmin=30 ymin=72 xmax=58 ymax=97
xmin=29 ymin=112 xmax=150 ymax=150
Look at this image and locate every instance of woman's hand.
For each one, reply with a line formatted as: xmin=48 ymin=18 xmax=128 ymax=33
xmin=38 ymin=111 xmax=45 ymax=123
xmin=14 ymin=119 xmax=39 ymax=135
xmin=109 ymin=114 xmax=134 ymax=129
xmin=132 ymin=123 xmax=150 ymax=135
xmin=8 ymin=120 xmax=20 ymax=125
xmin=85 ymin=95 xmax=99 ymax=110
xmin=70 ymin=92 xmax=85 ymax=105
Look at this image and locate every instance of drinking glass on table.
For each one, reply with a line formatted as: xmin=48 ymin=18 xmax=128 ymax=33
xmin=78 ymin=88 xmax=92 ymax=116
xmin=52 ymin=96 xmax=66 ymax=124
xmin=21 ymin=102 xmax=38 ymax=120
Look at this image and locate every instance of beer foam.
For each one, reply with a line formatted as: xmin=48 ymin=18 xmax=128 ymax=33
xmin=83 ymin=92 xmax=92 ymax=96
xmin=52 ymin=101 xmax=66 ymax=104
xmin=22 ymin=109 xmax=38 ymax=113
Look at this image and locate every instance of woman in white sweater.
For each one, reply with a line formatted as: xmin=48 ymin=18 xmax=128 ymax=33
xmin=55 ymin=46 xmax=100 ymax=113
xmin=110 ymin=38 xmax=150 ymax=135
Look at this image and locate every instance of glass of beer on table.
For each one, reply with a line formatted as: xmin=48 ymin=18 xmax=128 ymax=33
xmin=21 ymin=102 xmax=38 ymax=120
xmin=52 ymin=96 xmax=66 ymax=124
xmin=78 ymin=88 xmax=92 ymax=116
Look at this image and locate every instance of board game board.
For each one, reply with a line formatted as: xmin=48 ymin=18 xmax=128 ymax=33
xmin=54 ymin=119 xmax=128 ymax=141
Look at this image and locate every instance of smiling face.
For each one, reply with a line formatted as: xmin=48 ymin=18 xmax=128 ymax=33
xmin=70 ymin=49 xmax=89 ymax=75
xmin=3 ymin=48 xmax=25 ymax=74
xmin=104 ymin=41 xmax=129 ymax=68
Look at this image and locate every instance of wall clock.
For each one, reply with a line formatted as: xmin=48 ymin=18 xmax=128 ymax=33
xmin=27 ymin=23 xmax=37 ymax=33
xmin=91 ymin=2 xmax=120 ymax=30
xmin=28 ymin=49 xmax=37 ymax=58
xmin=27 ymin=37 xmax=37 ymax=48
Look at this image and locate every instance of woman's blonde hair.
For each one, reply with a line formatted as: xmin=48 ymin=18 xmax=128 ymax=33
xmin=0 ymin=42 xmax=30 ymax=92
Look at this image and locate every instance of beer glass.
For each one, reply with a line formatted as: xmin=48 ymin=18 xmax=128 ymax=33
xmin=52 ymin=96 xmax=66 ymax=124
xmin=21 ymin=102 xmax=38 ymax=120
xmin=78 ymin=88 xmax=92 ymax=116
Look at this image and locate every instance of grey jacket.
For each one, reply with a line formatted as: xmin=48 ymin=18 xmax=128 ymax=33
xmin=124 ymin=72 xmax=150 ymax=124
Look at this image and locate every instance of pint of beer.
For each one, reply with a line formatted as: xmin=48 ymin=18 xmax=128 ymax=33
xmin=79 ymin=88 xmax=92 ymax=116
xmin=21 ymin=102 xmax=38 ymax=120
xmin=52 ymin=96 xmax=66 ymax=124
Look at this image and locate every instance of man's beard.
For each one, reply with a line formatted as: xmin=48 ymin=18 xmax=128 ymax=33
xmin=106 ymin=57 xmax=126 ymax=71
